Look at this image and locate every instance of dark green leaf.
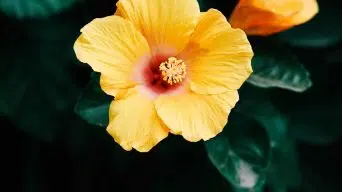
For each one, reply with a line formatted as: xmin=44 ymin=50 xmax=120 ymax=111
xmin=205 ymin=112 xmax=270 ymax=191
xmin=224 ymin=113 xmax=270 ymax=168
xmin=235 ymin=84 xmax=301 ymax=190
xmin=0 ymin=40 xmax=75 ymax=142
xmin=206 ymin=135 xmax=267 ymax=191
xmin=74 ymin=72 xmax=112 ymax=127
xmin=232 ymin=186 xmax=263 ymax=192
xmin=0 ymin=50 xmax=30 ymax=116
xmin=267 ymin=138 xmax=301 ymax=191
xmin=236 ymin=84 xmax=288 ymax=145
xmin=269 ymin=58 xmax=342 ymax=145
xmin=247 ymin=40 xmax=312 ymax=92
xmin=0 ymin=0 xmax=80 ymax=19
xmin=277 ymin=0 xmax=342 ymax=48
xmin=0 ymin=7 xmax=87 ymax=142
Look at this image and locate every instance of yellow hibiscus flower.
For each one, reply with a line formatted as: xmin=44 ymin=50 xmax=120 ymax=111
xmin=74 ymin=0 xmax=253 ymax=152
xmin=229 ymin=0 xmax=319 ymax=36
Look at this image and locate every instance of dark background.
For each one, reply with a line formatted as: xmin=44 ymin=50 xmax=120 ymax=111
xmin=1 ymin=0 xmax=342 ymax=191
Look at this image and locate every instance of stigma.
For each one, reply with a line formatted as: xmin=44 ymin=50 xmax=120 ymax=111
xmin=159 ymin=57 xmax=186 ymax=85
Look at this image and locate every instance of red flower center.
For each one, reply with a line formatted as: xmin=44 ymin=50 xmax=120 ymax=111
xmin=142 ymin=53 xmax=186 ymax=95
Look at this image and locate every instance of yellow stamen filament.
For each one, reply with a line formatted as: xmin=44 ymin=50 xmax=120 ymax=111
xmin=159 ymin=57 xmax=186 ymax=85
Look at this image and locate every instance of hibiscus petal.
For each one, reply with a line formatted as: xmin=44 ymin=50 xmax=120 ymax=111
xmin=241 ymin=0 xmax=303 ymax=16
xmin=74 ymin=16 xmax=150 ymax=97
xmin=115 ymin=0 xmax=200 ymax=53
xmin=155 ymin=90 xmax=239 ymax=142
xmin=229 ymin=0 xmax=318 ymax=36
xmin=107 ymin=87 xmax=169 ymax=152
xmin=181 ymin=9 xmax=253 ymax=95
xmin=287 ymin=0 xmax=318 ymax=24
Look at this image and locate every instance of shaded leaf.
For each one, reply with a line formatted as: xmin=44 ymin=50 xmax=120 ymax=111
xmin=236 ymin=84 xmax=287 ymax=146
xmin=0 ymin=6 xmax=87 ymax=142
xmin=247 ymin=40 xmax=312 ymax=92
xmin=224 ymin=113 xmax=270 ymax=168
xmin=206 ymin=135 xmax=266 ymax=191
xmin=269 ymin=58 xmax=342 ymax=145
xmin=205 ymin=112 xmax=270 ymax=191
xmin=74 ymin=72 xmax=112 ymax=127
xmin=0 ymin=51 xmax=30 ymax=116
xmin=0 ymin=40 xmax=77 ymax=142
xmin=0 ymin=0 xmax=80 ymax=19
xmin=267 ymin=138 xmax=301 ymax=191
xmin=263 ymin=44 xmax=342 ymax=145
xmin=232 ymin=186 xmax=263 ymax=192
xmin=235 ymin=84 xmax=301 ymax=190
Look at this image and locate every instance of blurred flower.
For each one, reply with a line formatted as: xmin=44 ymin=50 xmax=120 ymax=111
xmin=229 ymin=0 xmax=319 ymax=36
xmin=74 ymin=0 xmax=253 ymax=152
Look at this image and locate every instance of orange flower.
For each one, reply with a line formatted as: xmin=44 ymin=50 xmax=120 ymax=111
xmin=229 ymin=0 xmax=319 ymax=36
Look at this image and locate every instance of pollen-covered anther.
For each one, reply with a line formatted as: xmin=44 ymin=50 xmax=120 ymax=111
xmin=159 ymin=57 xmax=186 ymax=85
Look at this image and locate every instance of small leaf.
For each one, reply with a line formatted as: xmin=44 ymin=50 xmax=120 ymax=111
xmin=0 ymin=0 xmax=80 ymax=19
xmin=205 ymin=112 xmax=270 ymax=191
xmin=74 ymin=72 xmax=112 ymax=127
xmin=247 ymin=40 xmax=312 ymax=92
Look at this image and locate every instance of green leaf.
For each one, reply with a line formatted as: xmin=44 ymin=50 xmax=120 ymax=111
xmin=247 ymin=40 xmax=312 ymax=92
xmin=277 ymin=0 xmax=342 ymax=48
xmin=205 ymin=112 xmax=270 ymax=191
xmin=236 ymin=84 xmax=287 ymax=145
xmin=232 ymin=186 xmax=263 ymax=192
xmin=206 ymin=135 xmax=267 ymax=191
xmin=235 ymin=84 xmax=301 ymax=190
xmin=74 ymin=72 xmax=112 ymax=127
xmin=267 ymin=138 xmax=301 ymax=191
xmin=269 ymin=61 xmax=342 ymax=145
xmin=0 ymin=0 xmax=80 ymax=19
xmin=0 ymin=7 xmax=88 ymax=142
xmin=225 ymin=113 xmax=270 ymax=168
xmin=0 ymin=53 xmax=30 ymax=116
